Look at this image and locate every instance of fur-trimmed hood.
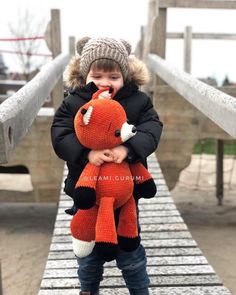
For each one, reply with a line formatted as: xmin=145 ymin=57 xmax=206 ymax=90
xmin=64 ymin=56 xmax=150 ymax=90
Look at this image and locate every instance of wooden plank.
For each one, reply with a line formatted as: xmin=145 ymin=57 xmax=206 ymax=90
xmin=38 ymin=286 xmax=232 ymax=295
xmin=57 ymin=196 xmax=174 ymax=209
xmin=57 ymin=204 xmax=178 ymax=216
xmin=43 ymin=264 xmax=215 ymax=278
xmin=105 ymin=286 xmax=231 ymax=295
xmin=52 ymin=231 xmax=193 ymax=243
xmin=159 ymin=0 xmax=236 ymax=9
xmin=142 ymin=231 xmax=192 ymax=239
xmin=59 ymin=189 xmax=171 ymax=200
xmin=49 ymin=239 xmax=197 ymax=252
xmin=47 ymin=247 xmax=203 ymax=260
xmin=51 ymin=230 xmax=192 ymax=241
xmin=45 ymin=255 xmax=208 ymax=269
xmin=102 ymin=274 xmax=222 ymax=286
xmin=40 ymin=274 xmax=222 ymax=290
xmin=52 ymin=223 xmax=189 ymax=234
xmin=139 ymin=196 xmax=173 ymax=204
xmin=151 ymin=286 xmax=231 ymax=295
xmin=56 ymin=210 xmax=182 ymax=222
xmin=57 ymin=203 xmax=178 ymax=214
xmin=167 ymin=32 xmax=236 ymax=40
xmin=55 ymin=210 xmax=181 ymax=222
xmin=55 ymin=215 xmax=183 ymax=227
xmin=53 ymin=216 xmax=185 ymax=229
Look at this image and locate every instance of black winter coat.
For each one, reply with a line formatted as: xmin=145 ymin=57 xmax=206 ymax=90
xmin=51 ymin=81 xmax=163 ymax=199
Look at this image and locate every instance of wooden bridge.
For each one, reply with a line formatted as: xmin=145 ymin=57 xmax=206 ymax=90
xmin=38 ymin=155 xmax=231 ymax=295
xmin=0 ymin=1 xmax=236 ymax=294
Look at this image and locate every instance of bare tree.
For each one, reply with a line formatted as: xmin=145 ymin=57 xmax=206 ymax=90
xmin=8 ymin=10 xmax=50 ymax=81
xmin=0 ymin=53 xmax=8 ymax=79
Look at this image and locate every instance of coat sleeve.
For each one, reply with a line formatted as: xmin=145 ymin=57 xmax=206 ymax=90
xmin=124 ymin=95 xmax=163 ymax=162
xmin=51 ymin=98 xmax=90 ymax=166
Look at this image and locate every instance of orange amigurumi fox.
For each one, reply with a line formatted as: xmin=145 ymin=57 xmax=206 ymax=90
xmin=70 ymin=87 xmax=157 ymax=261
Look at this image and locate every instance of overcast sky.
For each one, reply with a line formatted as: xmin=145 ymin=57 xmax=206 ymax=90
xmin=0 ymin=0 xmax=236 ymax=84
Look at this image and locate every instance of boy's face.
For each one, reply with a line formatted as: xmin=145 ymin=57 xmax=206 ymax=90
xmin=86 ymin=68 xmax=124 ymax=96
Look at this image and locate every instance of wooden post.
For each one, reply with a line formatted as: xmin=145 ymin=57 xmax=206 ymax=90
xmin=216 ymin=139 xmax=224 ymax=205
xmin=69 ymin=36 xmax=76 ymax=56
xmin=50 ymin=10 xmax=61 ymax=58
xmin=143 ymin=0 xmax=158 ymax=60
xmin=150 ymin=7 xmax=167 ymax=87
xmin=0 ymin=260 xmax=2 ymax=295
xmin=136 ymin=25 xmax=145 ymax=60
xmin=140 ymin=26 xmax=145 ymax=59
xmin=184 ymin=26 xmax=192 ymax=73
xmin=50 ymin=9 xmax=63 ymax=110
xmin=144 ymin=0 xmax=167 ymax=98
xmin=149 ymin=9 xmax=167 ymax=58
xmin=47 ymin=9 xmax=63 ymax=110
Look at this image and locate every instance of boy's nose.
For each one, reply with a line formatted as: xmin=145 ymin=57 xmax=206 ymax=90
xmin=100 ymin=80 xmax=111 ymax=87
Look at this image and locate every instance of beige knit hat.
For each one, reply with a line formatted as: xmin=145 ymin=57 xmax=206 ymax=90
xmin=76 ymin=37 xmax=132 ymax=79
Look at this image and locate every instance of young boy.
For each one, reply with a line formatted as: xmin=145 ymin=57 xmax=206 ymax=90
xmin=51 ymin=37 xmax=163 ymax=295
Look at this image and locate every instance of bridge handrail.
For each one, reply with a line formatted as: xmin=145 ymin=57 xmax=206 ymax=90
xmin=147 ymin=53 xmax=236 ymax=139
xmin=0 ymin=52 xmax=70 ymax=164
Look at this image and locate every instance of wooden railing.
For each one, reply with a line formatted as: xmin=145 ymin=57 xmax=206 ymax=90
xmin=0 ymin=52 xmax=70 ymax=164
xmin=147 ymin=53 xmax=236 ymax=139
xmin=136 ymin=0 xmax=236 ymax=200
xmin=158 ymin=0 xmax=236 ymax=9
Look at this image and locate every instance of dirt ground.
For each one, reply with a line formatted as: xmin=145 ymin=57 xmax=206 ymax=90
xmin=171 ymin=186 xmax=236 ymax=295
xmin=0 ymin=203 xmax=57 ymax=295
xmin=171 ymin=154 xmax=236 ymax=295
xmin=0 ymin=154 xmax=236 ymax=295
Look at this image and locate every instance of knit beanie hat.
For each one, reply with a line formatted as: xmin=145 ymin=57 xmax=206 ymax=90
xmin=76 ymin=37 xmax=132 ymax=79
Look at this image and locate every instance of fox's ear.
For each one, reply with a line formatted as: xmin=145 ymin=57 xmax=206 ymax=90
xmin=92 ymin=87 xmax=114 ymax=100
xmin=82 ymin=106 xmax=93 ymax=125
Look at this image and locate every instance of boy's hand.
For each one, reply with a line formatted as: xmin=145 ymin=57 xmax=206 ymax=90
xmin=111 ymin=145 xmax=128 ymax=164
xmin=88 ymin=149 xmax=113 ymax=166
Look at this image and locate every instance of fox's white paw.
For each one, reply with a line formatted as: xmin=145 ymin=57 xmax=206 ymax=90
xmin=72 ymin=237 xmax=95 ymax=258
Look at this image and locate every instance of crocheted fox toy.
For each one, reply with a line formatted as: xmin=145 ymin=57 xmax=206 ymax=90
xmin=70 ymin=87 xmax=156 ymax=261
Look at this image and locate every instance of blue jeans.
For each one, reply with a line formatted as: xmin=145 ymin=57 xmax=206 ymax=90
xmin=76 ymin=244 xmax=150 ymax=295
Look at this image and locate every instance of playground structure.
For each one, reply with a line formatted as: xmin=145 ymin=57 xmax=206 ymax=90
xmin=136 ymin=0 xmax=236 ymax=204
xmin=0 ymin=4 xmax=235 ymax=204
xmin=0 ymin=2 xmax=236 ymax=294
xmin=0 ymin=10 xmax=73 ymax=202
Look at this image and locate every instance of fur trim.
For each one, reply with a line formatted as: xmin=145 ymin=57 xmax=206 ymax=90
xmin=128 ymin=56 xmax=150 ymax=86
xmin=64 ymin=57 xmax=85 ymax=89
xmin=64 ymin=56 xmax=150 ymax=90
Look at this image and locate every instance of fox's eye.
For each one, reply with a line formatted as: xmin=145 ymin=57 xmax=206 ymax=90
xmin=115 ymin=130 xmax=120 ymax=137
xmin=81 ymin=108 xmax=87 ymax=115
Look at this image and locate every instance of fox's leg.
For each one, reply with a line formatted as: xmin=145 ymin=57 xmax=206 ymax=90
xmin=95 ymin=197 xmax=119 ymax=261
xmin=70 ymin=206 xmax=98 ymax=258
xmin=74 ymin=163 xmax=100 ymax=209
xmin=129 ymin=163 xmax=156 ymax=199
xmin=117 ymin=196 xmax=140 ymax=251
